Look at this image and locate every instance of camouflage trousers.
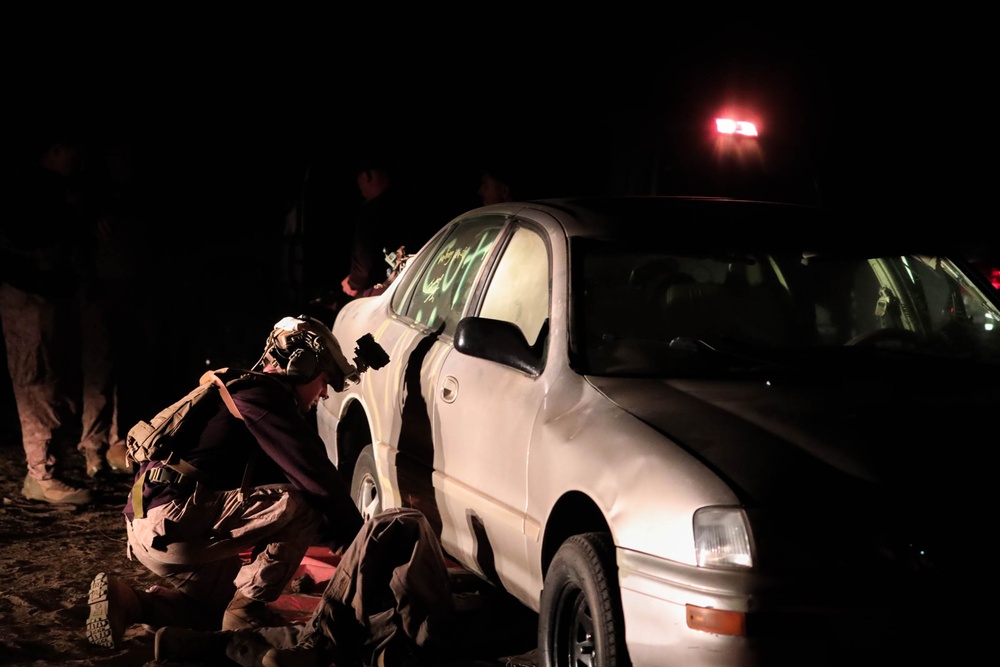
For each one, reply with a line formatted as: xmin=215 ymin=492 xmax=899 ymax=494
xmin=125 ymin=483 xmax=324 ymax=630
xmin=0 ymin=282 xmax=119 ymax=479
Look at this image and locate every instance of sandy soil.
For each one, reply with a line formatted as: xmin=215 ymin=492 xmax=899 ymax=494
xmin=0 ymin=435 xmax=538 ymax=667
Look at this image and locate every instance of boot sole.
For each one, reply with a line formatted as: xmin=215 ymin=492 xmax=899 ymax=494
xmin=86 ymin=572 xmax=117 ymax=649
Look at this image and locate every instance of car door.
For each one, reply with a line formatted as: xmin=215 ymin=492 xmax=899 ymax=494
xmin=384 ymin=214 xmax=509 ymax=530
xmin=431 ymin=221 xmax=551 ymax=599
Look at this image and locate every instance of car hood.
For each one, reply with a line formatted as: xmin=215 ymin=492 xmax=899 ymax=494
xmin=588 ymin=354 xmax=996 ymax=573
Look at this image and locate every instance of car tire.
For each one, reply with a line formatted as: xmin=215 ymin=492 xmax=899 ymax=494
xmin=350 ymin=444 xmax=382 ymax=522
xmin=538 ymin=532 xmax=631 ymax=667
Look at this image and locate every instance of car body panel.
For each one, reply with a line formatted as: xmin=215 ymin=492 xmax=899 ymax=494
xmin=432 ymin=340 xmax=539 ymax=593
xmin=526 ymin=377 xmax=740 ymax=568
xmin=318 ymin=197 xmax=998 ymax=665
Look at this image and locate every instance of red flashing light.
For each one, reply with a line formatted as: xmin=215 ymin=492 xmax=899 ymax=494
xmin=715 ymin=118 xmax=758 ymax=137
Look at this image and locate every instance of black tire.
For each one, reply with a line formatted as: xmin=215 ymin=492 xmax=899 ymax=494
xmin=350 ymin=444 xmax=382 ymax=522
xmin=539 ymin=532 xmax=631 ymax=667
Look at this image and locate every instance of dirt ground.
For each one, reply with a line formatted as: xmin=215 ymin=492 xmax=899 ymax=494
xmin=0 ymin=433 xmax=539 ymax=667
xmin=0 ymin=437 xmax=163 ymax=666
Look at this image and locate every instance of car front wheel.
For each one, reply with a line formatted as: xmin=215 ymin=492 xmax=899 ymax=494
xmin=350 ymin=444 xmax=382 ymax=522
xmin=538 ymin=532 xmax=631 ymax=667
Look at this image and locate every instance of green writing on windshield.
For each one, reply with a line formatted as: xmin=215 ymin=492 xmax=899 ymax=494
xmin=412 ymin=223 xmax=502 ymax=330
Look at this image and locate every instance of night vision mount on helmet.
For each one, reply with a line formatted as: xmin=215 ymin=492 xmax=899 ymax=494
xmin=260 ymin=315 xmax=389 ymax=389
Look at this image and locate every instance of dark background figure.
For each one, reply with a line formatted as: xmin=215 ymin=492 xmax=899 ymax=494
xmin=74 ymin=135 xmax=149 ymax=478
xmin=340 ymin=154 xmax=408 ymax=300
xmin=305 ymin=152 xmax=436 ymax=328
xmin=474 ymin=145 xmax=549 ymax=207
xmin=1 ymin=131 xmax=96 ymax=504
xmin=478 ymin=169 xmax=513 ymax=206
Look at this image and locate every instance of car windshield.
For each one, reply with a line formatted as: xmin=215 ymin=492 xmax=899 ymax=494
xmin=572 ymin=241 xmax=1000 ymax=377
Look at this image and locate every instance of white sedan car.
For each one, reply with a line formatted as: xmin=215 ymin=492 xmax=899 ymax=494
xmin=319 ymin=196 xmax=999 ymax=666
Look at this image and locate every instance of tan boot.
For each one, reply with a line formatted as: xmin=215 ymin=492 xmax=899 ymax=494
xmin=85 ymin=448 xmax=106 ymax=478
xmin=105 ymin=444 xmax=133 ymax=474
xmin=22 ymin=475 xmax=93 ymax=505
xmin=86 ymin=572 xmax=142 ymax=649
xmin=221 ymin=590 xmax=287 ymax=631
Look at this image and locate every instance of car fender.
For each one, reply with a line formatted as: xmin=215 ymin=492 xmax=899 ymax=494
xmin=527 ymin=374 xmax=739 ymax=570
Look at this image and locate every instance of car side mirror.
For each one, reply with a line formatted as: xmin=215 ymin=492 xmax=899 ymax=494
xmin=454 ymin=316 xmax=543 ymax=376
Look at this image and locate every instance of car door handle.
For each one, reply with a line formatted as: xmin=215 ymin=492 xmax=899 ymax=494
xmin=441 ymin=376 xmax=458 ymax=404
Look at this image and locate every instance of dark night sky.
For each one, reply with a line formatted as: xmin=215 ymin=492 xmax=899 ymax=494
xmin=9 ymin=15 xmax=995 ymax=260
xmin=3 ymin=11 xmax=996 ymax=406
xmin=12 ymin=17 xmax=988 ymax=191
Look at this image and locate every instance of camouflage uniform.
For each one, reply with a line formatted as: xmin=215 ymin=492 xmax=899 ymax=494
xmin=0 ymin=282 xmax=80 ymax=479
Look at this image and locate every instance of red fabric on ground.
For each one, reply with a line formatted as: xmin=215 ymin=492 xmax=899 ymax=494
xmin=238 ymin=545 xmax=340 ymax=621
xmin=240 ymin=545 xmax=467 ymax=622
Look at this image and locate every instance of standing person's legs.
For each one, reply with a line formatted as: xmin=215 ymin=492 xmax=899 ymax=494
xmin=0 ymin=284 xmax=90 ymax=504
xmin=77 ymin=281 xmax=133 ymax=476
xmin=78 ymin=284 xmax=114 ymax=474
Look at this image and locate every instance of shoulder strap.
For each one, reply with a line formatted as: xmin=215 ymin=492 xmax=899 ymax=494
xmin=201 ymin=368 xmax=263 ymax=504
xmin=165 ymin=369 xmax=259 ymax=503
xmin=208 ymin=371 xmax=245 ymax=422
xmin=202 ymin=367 xmax=280 ymax=420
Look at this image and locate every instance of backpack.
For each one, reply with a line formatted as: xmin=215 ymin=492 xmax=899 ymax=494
xmin=125 ymin=368 xmax=252 ymax=467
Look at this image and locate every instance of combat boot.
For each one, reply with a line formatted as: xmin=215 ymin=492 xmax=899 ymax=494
xmin=85 ymin=448 xmax=106 ymax=478
xmin=86 ymin=572 xmax=143 ymax=649
xmin=105 ymin=444 xmax=133 ymax=474
xmin=221 ymin=590 xmax=287 ymax=630
xmin=86 ymin=444 xmax=133 ymax=477
xmin=22 ymin=475 xmax=92 ymax=505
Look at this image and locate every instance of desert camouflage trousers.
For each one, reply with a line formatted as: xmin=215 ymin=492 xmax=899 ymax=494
xmin=1 ymin=283 xmax=78 ymax=478
xmin=126 ymin=483 xmax=324 ymax=629
xmin=0 ymin=283 xmax=118 ymax=478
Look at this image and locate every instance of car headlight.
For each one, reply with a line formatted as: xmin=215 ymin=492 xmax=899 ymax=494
xmin=694 ymin=506 xmax=753 ymax=568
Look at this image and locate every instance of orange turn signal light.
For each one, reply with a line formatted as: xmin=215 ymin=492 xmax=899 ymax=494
xmin=686 ymin=604 xmax=747 ymax=636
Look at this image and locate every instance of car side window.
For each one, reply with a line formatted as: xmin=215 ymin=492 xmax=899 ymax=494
xmin=479 ymin=225 xmax=550 ymax=350
xmin=397 ymin=216 xmax=505 ymax=335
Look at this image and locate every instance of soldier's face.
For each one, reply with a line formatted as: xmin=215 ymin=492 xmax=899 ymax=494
xmin=294 ymin=372 xmax=330 ymax=412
